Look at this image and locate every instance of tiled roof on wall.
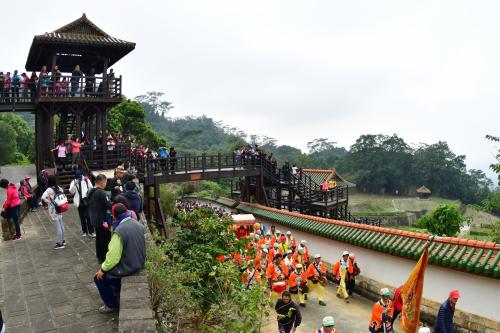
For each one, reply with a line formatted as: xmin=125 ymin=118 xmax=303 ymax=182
xmin=234 ymin=202 xmax=500 ymax=279
xmin=302 ymin=169 xmax=356 ymax=187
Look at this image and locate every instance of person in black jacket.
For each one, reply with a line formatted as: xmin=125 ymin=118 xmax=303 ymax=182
xmin=88 ymin=174 xmax=113 ymax=263
xmin=275 ymin=291 xmax=301 ymax=333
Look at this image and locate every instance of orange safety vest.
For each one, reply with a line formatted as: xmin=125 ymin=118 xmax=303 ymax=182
xmin=288 ymin=270 xmax=308 ymax=288
xmin=242 ymin=268 xmax=261 ymax=285
xmin=266 ymin=261 xmax=289 ymax=281
xmin=306 ymin=261 xmax=326 ymax=280
xmin=332 ymin=260 xmax=354 ymax=280
xmin=369 ymin=300 xmax=394 ymax=332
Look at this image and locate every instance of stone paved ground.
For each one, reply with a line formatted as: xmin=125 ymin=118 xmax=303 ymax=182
xmin=0 ymin=206 xmax=118 ymax=333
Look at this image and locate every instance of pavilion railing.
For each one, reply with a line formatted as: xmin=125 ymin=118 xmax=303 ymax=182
xmin=0 ymin=74 xmax=122 ymax=105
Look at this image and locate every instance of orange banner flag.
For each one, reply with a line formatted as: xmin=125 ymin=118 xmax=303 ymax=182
xmin=400 ymin=246 xmax=429 ymax=333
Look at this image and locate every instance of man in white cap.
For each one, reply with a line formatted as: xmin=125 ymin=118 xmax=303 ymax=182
xmin=285 ymin=230 xmax=297 ymax=251
xmin=306 ymin=254 xmax=327 ymax=306
xmin=284 ymin=250 xmax=296 ymax=273
xmin=313 ymin=316 xmax=339 ymax=333
xmin=288 ymin=263 xmax=308 ymax=307
xmin=333 ymin=251 xmax=351 ymax=303
xmin=369 ymin=288 xmax=394 ymax=333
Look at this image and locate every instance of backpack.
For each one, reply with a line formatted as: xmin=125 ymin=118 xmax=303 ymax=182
xmin=51 ymin=187 xmax=69 ymax=214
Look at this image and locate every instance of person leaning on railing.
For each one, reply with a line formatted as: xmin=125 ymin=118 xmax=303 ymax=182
xmin=71 ymin=64 xmax=83 ymax=97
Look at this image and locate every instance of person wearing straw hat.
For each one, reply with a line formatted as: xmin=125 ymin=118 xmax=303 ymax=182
xmin=369 ymin=288 xmax=394 ymax=333
xmin=312 ymin=316 xmax=339 ymax=333
xmin=433 ymin=290 xmax=460 ymax=333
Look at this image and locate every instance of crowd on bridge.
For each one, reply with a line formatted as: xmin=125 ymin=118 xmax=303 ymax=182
xmin=0 ymin=65 xmax=117 ymax=103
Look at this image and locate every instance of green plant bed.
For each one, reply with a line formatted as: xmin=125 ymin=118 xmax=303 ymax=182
xmin=355 ymin=211 xmax=407 ymax=217
xmin=469 ymin=228 xmax=491 ymax=237
xmin=390 ymin=225 xmax=429 ymax=234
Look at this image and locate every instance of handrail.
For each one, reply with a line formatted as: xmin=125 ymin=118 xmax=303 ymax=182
xmin=0 ymin=74 xmax=122 ymax=105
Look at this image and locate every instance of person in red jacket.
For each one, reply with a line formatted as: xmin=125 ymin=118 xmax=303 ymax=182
xmin=1 ymin=179 xmax=22 ymax=240
xmin=392 ymin=285 xmax=403 ymax=326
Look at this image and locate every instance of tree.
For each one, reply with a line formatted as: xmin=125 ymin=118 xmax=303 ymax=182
xmin=108 ymin=99 xmax=166 ymax=148
xmin=307 ymin=138 xmax=337 ymax=154
xmin=486 ymin=135 xmax=500 ymax=185
xmin=0 ymin=113 xmax=35 ymax=162
xmin=135 ymin=91 xmax=174 ymax=117
xmin=0 ymin=122 xmax=18 ymax=165
xmin=416 ymin=204 xmax=463 ymax=236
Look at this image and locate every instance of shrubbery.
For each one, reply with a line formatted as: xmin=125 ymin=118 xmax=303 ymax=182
xmin=415 ymin=204 xmax=463 ymax=236
xmin=147 ymin=209 xmax=268 ymax=332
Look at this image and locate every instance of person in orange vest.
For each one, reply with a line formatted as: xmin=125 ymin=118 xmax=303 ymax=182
xmin=256 ymin=244 xmax=269 ymax=277
xmin=257 ymin=233 xmax=266 ymax=247
xmin=297 ymin=240 xmax=310 ymax=259
xmin=241 ymin=260 xmax=261 ymax=289
xmin=312 ymin=316 xmax=339 ymax=333
xmin=306 ymin=254 xmax=327 ymax=306
xmin=332 ymin=251 xmax=352 ymax=303
xmin=293 ymin=246 xmax=309 ymax=269
xmin=369 ymin=288 xmax=394 ymax=333
xmin=285 ymin=231 xmax=297 ymax=251
xmin=284 ymin=250 xmax=296 ymax=273
xmin=288 ymin=263 xmax=309 ymax=307
xmin=264 ymin=231 xmax=273 ymax=247
xmin=347 ymin=253 xmax=360 ymax=296
xmin=267 ymin=254 xmax=289 ymax=304
xmin=272 ymin=229 xmax=282 ymax=245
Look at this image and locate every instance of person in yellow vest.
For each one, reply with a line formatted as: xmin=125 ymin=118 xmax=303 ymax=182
xmin=312 ymin=316 xmax=339 ymax=333
xmin=306 ymin=254 xmax=327 ymax=306
xmin=293 ymin=246 xmax=309 ymax=269
xmin=288 ymin=263 xmax=309 ymax=307
xmin=333 ymin=251 xmax=352 ymax=303
xmin=369 ymin=288 xmax=394 ymax=333
xmin=328 ymin=178 xmax=336 ymax=190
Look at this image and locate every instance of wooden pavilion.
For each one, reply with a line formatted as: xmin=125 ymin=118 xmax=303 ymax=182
xmin=23 ymin=14 xmax=135 ymax=174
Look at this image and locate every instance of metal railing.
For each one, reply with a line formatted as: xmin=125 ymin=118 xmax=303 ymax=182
xmin=0 ymin=74 xmax=122 ymax=106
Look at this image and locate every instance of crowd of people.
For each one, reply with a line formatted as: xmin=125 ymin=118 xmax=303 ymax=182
xmin=176 ymin=199 xmax=229 ymax=218
xmin=218 ymin=222 xmax=461 ymax=333
xmin=0 ymin=65 xmax=117 ymax=103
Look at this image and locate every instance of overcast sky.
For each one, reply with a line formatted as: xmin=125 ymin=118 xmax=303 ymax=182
xmin=3 ymin=1 xmax=499 ymax=180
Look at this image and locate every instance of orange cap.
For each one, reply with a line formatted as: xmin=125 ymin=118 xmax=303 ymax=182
xmin=449 ymin=290 xmax=460 ymax=299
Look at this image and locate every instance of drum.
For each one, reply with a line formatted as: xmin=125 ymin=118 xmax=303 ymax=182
xmin=272 ymin=281 xmax=287 ymax=294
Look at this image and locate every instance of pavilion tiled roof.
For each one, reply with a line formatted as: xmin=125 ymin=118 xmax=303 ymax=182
xmin=205 ymin=197 xmax=500 ymax=279
xmin=34 ymin=14 xmax=135 ymax=49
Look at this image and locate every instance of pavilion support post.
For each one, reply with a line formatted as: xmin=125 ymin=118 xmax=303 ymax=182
xmin=103 ymin=57 xmax=109 ymax=96
xmin=101 ymin=109 xmax=107 ymax=167
xmin=75 ymin=109 xmax=82 ymax=140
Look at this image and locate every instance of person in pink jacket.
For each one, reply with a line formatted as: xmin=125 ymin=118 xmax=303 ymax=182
xmin=1 ymin=178 xmax=22 ymax=240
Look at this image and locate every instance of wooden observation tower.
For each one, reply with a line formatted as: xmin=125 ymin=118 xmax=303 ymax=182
xmin=19 ymin=14 xmax=135 ymax=174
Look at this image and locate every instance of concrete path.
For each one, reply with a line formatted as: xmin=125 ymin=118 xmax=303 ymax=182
xmin=262 ymin=283 xmax=404 ymax=333
xmin=0 ymin=206 xmax=118 ymax=332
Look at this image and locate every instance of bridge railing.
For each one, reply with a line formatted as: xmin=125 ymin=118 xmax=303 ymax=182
xmin=130 ymin=153 xmax=262 ymax=178
xmin=0 ymin=74 xmax=122 ymax=106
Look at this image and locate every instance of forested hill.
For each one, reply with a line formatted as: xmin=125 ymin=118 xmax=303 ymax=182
xmin=134 ymin=92 xmax=499 ymax=208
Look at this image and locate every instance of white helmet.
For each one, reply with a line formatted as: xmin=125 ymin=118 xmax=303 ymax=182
xmin=418 ymin=328 xmax=431 ymax=333
xmin=276 ymin=230 xmax=281 ymax=235
xmin=296 ymin=263 xmax=303 ymax=269
xmin=286 ymin=231 xmax=292 ymax=235
xmin=300 ymin=240 xmax=307 ymax=245
xmin=314 ymin=253 xmax=321 ymax=259
xmin=342 ymin=250 xmax=349 ymax=256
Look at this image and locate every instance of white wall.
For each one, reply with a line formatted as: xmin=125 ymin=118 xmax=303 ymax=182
xmin=259 ymin=219 xmax=500 ymax=321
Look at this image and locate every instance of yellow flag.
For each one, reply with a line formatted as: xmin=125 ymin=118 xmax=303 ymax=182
xmin=400 ymin=247 xmax=429 ymax=333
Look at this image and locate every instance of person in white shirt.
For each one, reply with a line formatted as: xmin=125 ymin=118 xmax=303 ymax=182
xmin=69 ymin=170 xmax=95 ymax=237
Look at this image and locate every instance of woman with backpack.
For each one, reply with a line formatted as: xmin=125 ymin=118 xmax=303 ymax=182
xmin=41 ymin=175 xmax=67 ymax=250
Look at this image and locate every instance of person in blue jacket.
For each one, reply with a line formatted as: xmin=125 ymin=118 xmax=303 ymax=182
xmin=433 ymin=290 xmax=460 ymax=333
xmin=121 ymin=181 xmax=143 ymax=221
